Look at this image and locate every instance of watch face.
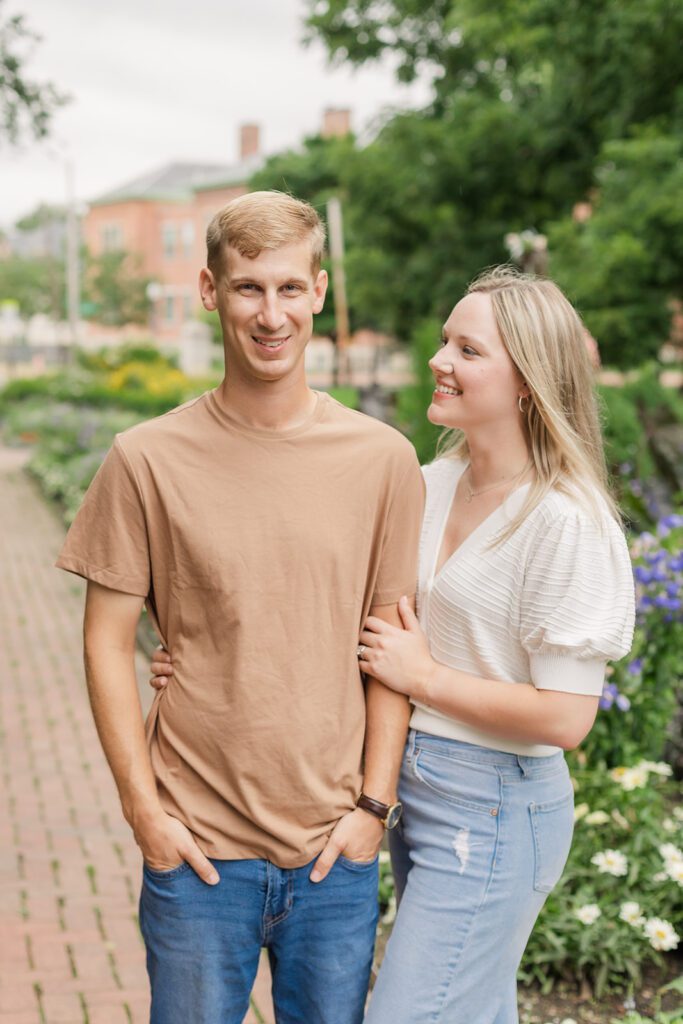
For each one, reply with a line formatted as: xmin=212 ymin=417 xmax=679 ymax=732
xmin=385 ymin=802 xmax=403 ymax=830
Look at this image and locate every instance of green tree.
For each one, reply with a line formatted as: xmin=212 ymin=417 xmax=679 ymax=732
xmin=84 ymin=250 xmax=151 ymax=327
xmin=302 ymin=0 xmax=683 ymax=352
xmin=0 ymin=253 xmax=65 ymax=317
xmin=549 ymin=132 xmax=683 ymax=367
xmin=0 ymin=2 xmax=67 ymax=144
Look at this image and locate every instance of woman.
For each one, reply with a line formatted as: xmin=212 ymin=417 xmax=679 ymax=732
xmin=357 ymin=267 xmax=634 ymax=1023
xmin=150 ymin=267 xmax=635 ymax=1023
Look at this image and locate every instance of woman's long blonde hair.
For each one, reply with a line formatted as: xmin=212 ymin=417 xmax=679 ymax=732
xmin=438 ymin=266 xmax=620 ymax=536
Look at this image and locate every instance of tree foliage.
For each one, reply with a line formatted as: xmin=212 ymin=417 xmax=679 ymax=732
xmin=0 ymin=253 xmax=65 ymax=318
xmin=296 ymin=1 xmax=683 ymax=363
xmin=85 ymin=250 xmax=152 ymax=327
xmin=0 ymin=2 xmax=67 ymax=145
xmin=549 ymin=132 xmax=683 ymax=367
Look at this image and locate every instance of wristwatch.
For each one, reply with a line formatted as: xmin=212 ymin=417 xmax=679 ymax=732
xmin=356 ymin=793 xmax=403 ymax=830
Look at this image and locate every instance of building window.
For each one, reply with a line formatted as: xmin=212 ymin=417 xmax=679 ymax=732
xmin=164 ymin=295 xmax=175 ymax=323
xmin=182 ymin=292 xmax=193 ymax=321
xmin=101 ymin=223 xmax=123 ymax=251
xmin=181 ymin=222 xmax=194 ymax=259
xmin=162 ymin=223 xmax=176 ymax=259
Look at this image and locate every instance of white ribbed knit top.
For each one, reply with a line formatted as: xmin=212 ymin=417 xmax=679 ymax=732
xmin=410 ymin=457 xmax=636 ymax=756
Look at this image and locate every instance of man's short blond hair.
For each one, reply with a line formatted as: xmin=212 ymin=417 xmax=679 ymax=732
xmin=206 ymin=191 xmax=326 ymax=280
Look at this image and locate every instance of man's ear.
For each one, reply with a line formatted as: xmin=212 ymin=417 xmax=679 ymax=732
xmin=312 ymin=269 xmax=328 ymax=315
xmin=199 ymin=267 xmax=218 ymax=312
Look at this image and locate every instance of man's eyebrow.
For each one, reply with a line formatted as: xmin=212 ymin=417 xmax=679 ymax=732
xmin=228 ymin=276 xmax=309 ymax=287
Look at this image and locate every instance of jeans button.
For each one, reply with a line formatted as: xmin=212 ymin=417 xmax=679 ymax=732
xmin=490 ymin=807 xmax=499 ymax=816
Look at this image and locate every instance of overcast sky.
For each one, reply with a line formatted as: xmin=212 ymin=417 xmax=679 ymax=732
xmin=3 ymin=0 xmax=431 ymax=229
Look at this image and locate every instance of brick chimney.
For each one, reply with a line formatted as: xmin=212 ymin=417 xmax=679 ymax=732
xmin=239 ymin=123 xmax=260 ymax=160
xmin=322 ymin=108 xmax=351 ymax=138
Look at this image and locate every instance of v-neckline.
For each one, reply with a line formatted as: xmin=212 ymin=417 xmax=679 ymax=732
xmin=430 ymin=461 xmax=531 ymax=583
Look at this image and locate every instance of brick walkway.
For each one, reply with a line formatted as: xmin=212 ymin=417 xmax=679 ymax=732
xmin=0 ymin=447 xmax=274 ymax=1024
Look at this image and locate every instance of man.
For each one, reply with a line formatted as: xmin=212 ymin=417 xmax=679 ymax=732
xmin=56 ymin=191 xmax=424 ymax=1024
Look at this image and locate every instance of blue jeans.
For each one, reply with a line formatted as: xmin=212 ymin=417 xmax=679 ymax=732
xmin=365 ymin=731 xmax=574 ymax=1024
xmin=139 ymin=853 xmax=379 ymax=1024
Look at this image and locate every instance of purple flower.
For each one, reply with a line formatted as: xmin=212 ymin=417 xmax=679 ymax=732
xmin=615 ymin=694 xmax=631 ymax=711
xmin=646 ymin=551 xmax=666 ymax=565
xmin=599 ymin=692 xmax=614 ymax=711
xmin=628 ymin=659 xmax=643 ymax=675
xmin=660 ymin=514 xmax=683 ymax=530
xmin=634 ymin=567 xmax=653 ymax=584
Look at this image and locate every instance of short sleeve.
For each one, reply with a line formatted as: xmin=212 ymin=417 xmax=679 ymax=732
xmin=520 ymin=509 xmax=635 ymax=696
xmin=371 ymin=450 xmax=425 ymax=606
xmin=55 ymin=437 xmax=151 ymax=597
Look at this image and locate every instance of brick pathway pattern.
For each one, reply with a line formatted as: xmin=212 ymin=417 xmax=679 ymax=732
xmin=0 ymin=447 xmax=274 ymax=1024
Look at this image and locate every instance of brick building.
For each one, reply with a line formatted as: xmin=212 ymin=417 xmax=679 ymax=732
xmin=83 ymin=126 xmax=264 ymax=340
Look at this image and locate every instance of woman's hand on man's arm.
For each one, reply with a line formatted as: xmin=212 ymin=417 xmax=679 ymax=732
xmin=150 ymin=645 xmax=173 ymax=690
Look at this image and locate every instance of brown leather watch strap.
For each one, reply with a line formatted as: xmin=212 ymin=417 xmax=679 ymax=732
xmin=356 ymin=793 xmax=390 ymax=820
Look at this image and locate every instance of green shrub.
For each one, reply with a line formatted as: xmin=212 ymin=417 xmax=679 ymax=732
xmin=396 ymin=318 xmax=442 ymax=465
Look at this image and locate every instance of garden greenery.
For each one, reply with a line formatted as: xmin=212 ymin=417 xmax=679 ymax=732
xmin=1 ymin=353 xmax=681 ymax=1002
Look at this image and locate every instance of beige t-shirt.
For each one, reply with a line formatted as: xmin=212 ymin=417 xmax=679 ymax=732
xmin=57 ymin=389 xmax=424 ymax=867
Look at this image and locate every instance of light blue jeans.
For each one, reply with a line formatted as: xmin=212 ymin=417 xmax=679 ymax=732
xmin=365 ymin=731 xmax=574 ymax=1024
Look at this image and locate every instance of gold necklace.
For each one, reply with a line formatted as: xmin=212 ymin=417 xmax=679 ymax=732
xmin=463 ymin=460 xmax=532 ymax=504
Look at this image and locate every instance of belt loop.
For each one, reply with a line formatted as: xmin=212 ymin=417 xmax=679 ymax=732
xmin=516 ymin=755 xmax=529 ymax=777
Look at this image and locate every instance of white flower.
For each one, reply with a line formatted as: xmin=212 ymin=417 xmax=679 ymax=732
xmin=592 ymin=849 xmax=629 ymax=876
xmin=662 ymin=818 xmax=676 ymax=833
xmin=504 ymin=233 xmax=523 ymax=259
xmin=659 ymin=842 xmax=683 ymax=860
xmin=585 ymin=810 xmax=610 ymax=825
xmin=664 ymin=859 xmax=683 ymax=886
xmin=673 ymin=807 xmax=683 ymax=822
xmin=643 ymin=917 xmax=680 ymax=951
xmin=575 ymin=904 xmax=601 ymax=925
xmin=610 ymin=765 xmax=649 ymax=790
xmin=619 ymin=901 xmax=645 ymax=926
xmin=379 ymin=850 xmax=391 ymax=864
xmin=653 ymin=871 xmax=668 ymax=882
xmin=574 ymin=802 xmax=590 ymax=822
xmin=638 ymin=760 xmax=673 ymax=777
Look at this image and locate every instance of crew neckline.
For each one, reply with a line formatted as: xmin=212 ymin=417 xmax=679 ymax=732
xmin=206 ymin=388 xmax=328 ymax=440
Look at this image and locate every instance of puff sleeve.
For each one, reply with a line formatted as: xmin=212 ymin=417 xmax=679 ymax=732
xmin=520 ymin=509 xmax=635 ymax=695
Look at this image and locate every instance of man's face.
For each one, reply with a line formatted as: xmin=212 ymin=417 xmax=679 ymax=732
xmin=200 ymin=240 xmax=327 ymax=385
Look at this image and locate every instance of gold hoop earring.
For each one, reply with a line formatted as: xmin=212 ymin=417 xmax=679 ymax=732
xmin=518 ymin=394 xmax=530 ymax=414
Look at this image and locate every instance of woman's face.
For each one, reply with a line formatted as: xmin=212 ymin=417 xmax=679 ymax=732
xmin=427 ymin=291 xmax=527 ymax=432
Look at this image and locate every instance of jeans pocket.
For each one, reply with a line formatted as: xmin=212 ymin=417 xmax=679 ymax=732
xmin=337 ymin=853 xmax=379 ymax=872
xmin=412 ymin=749 xmax=499 ymax=814
xmin=143 ymin=860 xmax=191 ymax=881
xmin=529 ymin=790 xmax=574 ymax=894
